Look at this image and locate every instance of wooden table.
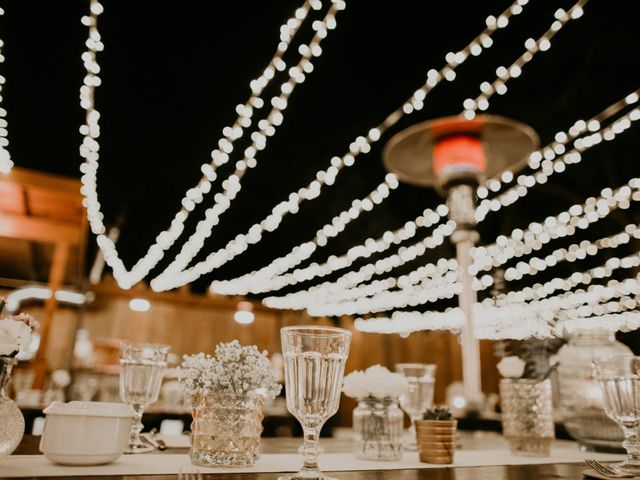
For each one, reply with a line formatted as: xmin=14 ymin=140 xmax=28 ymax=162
xmin=7 ymin=435 xmax=594 ymax=479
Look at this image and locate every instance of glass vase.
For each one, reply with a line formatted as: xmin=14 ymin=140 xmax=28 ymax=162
xmin=500 ymin=378 xmax=554 ymax=456
xmin=557 ymin=330 xmax=630 ymax=452
xmin=352 ymin=396 xmax=404 ymax=461
xmin=189 ymin=391 xmax=264 ymax=467
xmin=0 ymin=357 xmax=25 ymax=459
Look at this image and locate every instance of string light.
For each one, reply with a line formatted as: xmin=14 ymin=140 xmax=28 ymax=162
xmin=462 ymin=1 xmax=588 ymax=120
xmin=153 ymin=0 xmax=536 ymax=291
xmin=0 ymin=6 xmax=13 ymax=174
xmin=79 ymin=0 xmax=335 ymax=288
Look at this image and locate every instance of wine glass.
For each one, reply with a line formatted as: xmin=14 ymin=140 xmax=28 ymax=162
xmin=119 ymin=342 xmax=170 ymax=454
xmin=395 ymin=363 xmax=436 ymax=450
xmin=279 ymin=326 xmax=351 ymax=480
xmin=593 ymin=355 xmax=640 ymax=474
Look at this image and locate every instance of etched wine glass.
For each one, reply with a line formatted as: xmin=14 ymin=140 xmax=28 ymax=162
xmin=593 ymin=355 xmax=640 ymax=474
xmin=119 ymin=342 xmax=170 ymax=454
xmin=280 ymin=326 xmax=351 ymax=480
xmin=395 ymin=363 xmax=436 ymax=451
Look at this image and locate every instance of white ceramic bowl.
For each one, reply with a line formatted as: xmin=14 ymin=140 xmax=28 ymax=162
xmin=39 ymin=401 xmax=134 ymax=465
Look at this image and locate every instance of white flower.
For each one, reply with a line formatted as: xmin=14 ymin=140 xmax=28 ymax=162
xmin=0 ymin=318 xmax=32 ymax=357
xmin=497 ymin=355 xmax=526 ymax=378
xmin=343 ymin=370 xmax=368 ymax=398
xmin=342 ymin=364 xmax=409 ymax=399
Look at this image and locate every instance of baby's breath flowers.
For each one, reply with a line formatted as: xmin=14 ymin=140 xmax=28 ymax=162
xmin=179 ymin=340 xmax=282 ymax=399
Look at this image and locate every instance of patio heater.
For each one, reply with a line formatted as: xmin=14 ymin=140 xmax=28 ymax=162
xmin=383 ymin=115 xmax=539 ymax=409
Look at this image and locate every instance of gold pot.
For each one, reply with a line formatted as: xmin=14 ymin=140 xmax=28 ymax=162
xmin=415 ymin=419 xmax=457 ymax=464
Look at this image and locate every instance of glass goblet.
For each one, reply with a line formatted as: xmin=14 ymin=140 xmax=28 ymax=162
xmin=593 ymin=355 xmax=640 ymax=474
xmin=395 ymin=363 xmax=436 ymax=451
xmin=119 ymin=342 xmax=170 ymax=454
xmin=279 ymin=326 xmax=351 ymax=480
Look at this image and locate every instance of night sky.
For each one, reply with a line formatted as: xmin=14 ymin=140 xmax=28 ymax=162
xmin=2 ymin=0 xmax=639 ymax=305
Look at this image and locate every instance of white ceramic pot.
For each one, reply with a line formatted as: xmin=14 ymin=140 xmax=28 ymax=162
xmin=40 ymin=401 xmax=134 ymax=465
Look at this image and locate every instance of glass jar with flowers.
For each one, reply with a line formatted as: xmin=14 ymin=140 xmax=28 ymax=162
xmin=343 ymin=365 xmax=408 ymax=461
xmin=496 ymin=338 xmax=563 ymax=456
xmin=0 ymin=297 xmax=39 ymax=459
xmin=179 ymin=340 xmax=282 ymax=467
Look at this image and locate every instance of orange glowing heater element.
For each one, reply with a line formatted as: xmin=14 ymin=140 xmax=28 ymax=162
xmin=433 ymin=135 xmax=486 ymax=178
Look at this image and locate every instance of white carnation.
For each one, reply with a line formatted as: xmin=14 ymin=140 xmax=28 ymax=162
xmin=0 ymin=318 xmax=31 ymax=356
xmin=343 ymin=364 xmax=409 ymax=399
xmin=497 ymin=355 xmax=526 ymax=378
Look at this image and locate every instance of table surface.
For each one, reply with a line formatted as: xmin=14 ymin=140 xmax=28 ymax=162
xmin=7 ymin=434 xmax=596 ymax=480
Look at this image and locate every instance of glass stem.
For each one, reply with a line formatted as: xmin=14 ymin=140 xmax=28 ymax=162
xmin=299 ymin=426 xmax=323 ymax=473
xmin=130 ymin=404 xmax=145 ymax=447
xmin=622 ymin=428 xmax=640 ymax=465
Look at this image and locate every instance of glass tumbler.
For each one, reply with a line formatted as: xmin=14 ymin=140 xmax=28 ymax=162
xmin=119 ymin=342 xmax=170 ymax=454
xmin=395 ymin=363 xmax=436 ymax=450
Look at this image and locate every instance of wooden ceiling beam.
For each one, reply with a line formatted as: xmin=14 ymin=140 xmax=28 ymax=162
xmin=0 ymin=212 xmax=82 ymax=245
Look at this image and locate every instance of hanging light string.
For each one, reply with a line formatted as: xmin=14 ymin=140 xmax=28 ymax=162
xmin=248 ymin=101 xmax=640 ymax=304
xmin=0 ymin=6 xmax=12 ymax=174
xmin=267 ymin=204 xmax=640 ymax=316
xmin=79 ymin=0 xmax=334 ymax=288
xmin=462 ymin=1 xmax=587 ymax=120
xmin=354 ymin=295 xmax=640 ymax=339
xmin=353 ymin=264 xmax=640 ymax=337
xmin=211 ymin=1 xmax=595 ymax=295
xmin=150 ymin=0 xmax=536 ymax=291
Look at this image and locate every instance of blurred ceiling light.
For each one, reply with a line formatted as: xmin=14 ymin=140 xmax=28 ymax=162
xmin=234 ymin=301 xmax=255 ymax=325
xmin=5 ymin=286 xmax=90 ymax=314
xmin=129 ymin=298 xmax=151 ymax=312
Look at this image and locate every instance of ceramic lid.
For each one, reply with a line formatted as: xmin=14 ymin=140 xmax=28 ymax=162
xmin=43 ymin=401 xmax=135 ymax=418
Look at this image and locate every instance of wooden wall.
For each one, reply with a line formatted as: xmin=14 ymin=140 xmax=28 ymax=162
xmin=14 ymin=288 xmax=500 ymax=426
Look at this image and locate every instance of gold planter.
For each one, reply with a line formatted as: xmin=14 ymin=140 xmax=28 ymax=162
xmin=415 ymin=419 xmax=457 ymax=464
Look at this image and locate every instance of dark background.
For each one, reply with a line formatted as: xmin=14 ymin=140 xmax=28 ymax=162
xmin=1 ymin=1 xmax=639 ymax=312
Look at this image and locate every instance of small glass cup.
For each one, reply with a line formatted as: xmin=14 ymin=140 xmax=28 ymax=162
xmin=395 ymin=363 xmax=436 ymax=451
xmin=279 ymin=326 xmax=351 ymax=480
xmin=593 ymin=355 xmax=640 ymax=474
xmin=119 ymin=342 xmax=170 ymax=454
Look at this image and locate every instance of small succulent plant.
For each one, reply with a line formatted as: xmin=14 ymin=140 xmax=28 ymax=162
xmin=423 ymin=405 xmax=453 ymax=421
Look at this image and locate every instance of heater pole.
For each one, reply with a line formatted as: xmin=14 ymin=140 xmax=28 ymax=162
xmin=448 ymin=184 xmax=483 ymax=408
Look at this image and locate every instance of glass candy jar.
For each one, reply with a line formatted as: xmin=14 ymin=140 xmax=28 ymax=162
xmin=0 ymin=357 xmax=25 ymax=459
xmin=353 ymin=396 xmax=404 ymax=460
xmin=190 ymin=391 xmax=264 ymax=467
xmin=500 ymin=378 xmax=554 ymax=456
xmin=557 ymin=330 xmax=631 ymax=452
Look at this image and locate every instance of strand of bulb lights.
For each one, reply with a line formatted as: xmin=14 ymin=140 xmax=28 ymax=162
xmin=217 ymin=85 xmax=640 ymax=297
xmin=354 ymin=249 xmax=640 ymax=336
xmin=79 ymin=0 xmax=330 ymax=288
xmin=258 ymin=109 xmax=640 ymax=308
xmin=355 ymin=291 xmax=640 ymax=339
xmin=150 ymin=1 xmax=345 ymax=290
xmin=462 ymin=1 xmax=587 ymax=120
xmin=0 ymin=6 xmax=12 ymax=174
xmin=153 ymin=0 xmax=535 ymax=291
xmin=269 ymin=217 xmax=640 ymax=316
